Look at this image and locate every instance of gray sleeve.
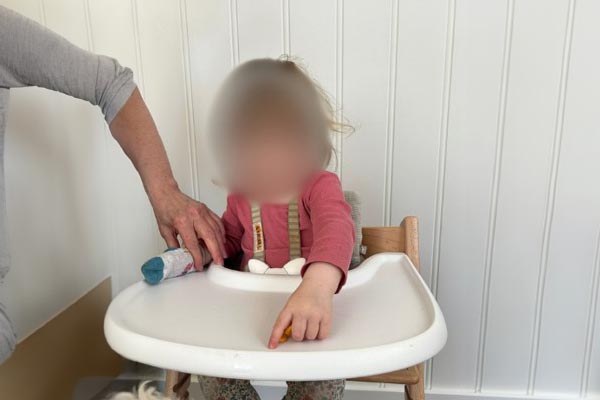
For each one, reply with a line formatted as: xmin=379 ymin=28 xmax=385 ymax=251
xmin=0 ymin=5 xmax=136 ymax=123
xmin=0 ymin=301 xmax=16 ymax=364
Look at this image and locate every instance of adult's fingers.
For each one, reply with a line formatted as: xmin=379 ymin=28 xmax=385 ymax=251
xmin=201 ymin=213 xmax=226 ymax=261
xmin=195 ymin=220 xmax=224 ymax=265
xmin=305 ymin=317 xmax=320 ymax=340
xmin=209 ymin=212 xmax=227 ymax=257
xmin=268 ymin=310 xmax=292 ymax=349
xmin=159 ymin=226 xmax=180 ymax=249
xmin=209 ymin=209 xmax=226 ymax=240
xmin=177 ymin=223 xmax=204 ymax=270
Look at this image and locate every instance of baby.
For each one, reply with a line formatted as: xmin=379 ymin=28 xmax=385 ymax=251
xmin=199 ymin=58 xmax=354 ymax=400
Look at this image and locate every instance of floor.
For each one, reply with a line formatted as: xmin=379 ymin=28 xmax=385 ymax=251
xmin=73 ymin=362 xmax=406 ymax=400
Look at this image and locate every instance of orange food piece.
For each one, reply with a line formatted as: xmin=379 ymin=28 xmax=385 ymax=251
xmin=279 ymin=325 xmax=293 ymax=343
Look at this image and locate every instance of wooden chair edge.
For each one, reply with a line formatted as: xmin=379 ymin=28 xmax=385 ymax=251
xmin=350 ymin=216 xmax=425 ymax=400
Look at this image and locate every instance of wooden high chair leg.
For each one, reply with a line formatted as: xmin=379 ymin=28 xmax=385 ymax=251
xmin=404 ymin=363 xmax=424 ymax=400
xmin=165 ymin=370 xmax=191 ymax=400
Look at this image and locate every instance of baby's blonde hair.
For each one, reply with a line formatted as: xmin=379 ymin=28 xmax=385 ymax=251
xmin=107 ymin=382 xmax=166 ymax=400
xmin=210 ymin=57 xmax=351 ymax=169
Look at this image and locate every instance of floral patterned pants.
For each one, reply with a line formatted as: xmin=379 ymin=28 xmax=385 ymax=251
xmin=198 ymin=376 xmax=345 ymax=400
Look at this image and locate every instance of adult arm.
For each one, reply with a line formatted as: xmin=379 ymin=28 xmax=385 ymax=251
xmin=109 ymin=90 xmax=224 ymax=266
xmin=0 ymin=6 xmax=224 ymax=266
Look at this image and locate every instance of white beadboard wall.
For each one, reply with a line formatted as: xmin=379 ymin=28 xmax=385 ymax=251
xmin=0 ymin=0 xmax=598 ymax=399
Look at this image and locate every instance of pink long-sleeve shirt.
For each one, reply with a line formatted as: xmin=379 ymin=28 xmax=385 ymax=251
xmin=222 ymin=170 xmax=355 ymax=291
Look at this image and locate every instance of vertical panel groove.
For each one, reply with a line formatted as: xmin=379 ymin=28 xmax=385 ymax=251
xmin=427 ymin=0 xmax=456 ymax=388
xmin=527 ymin=0 xmax=577 ymax=394
xmin=335 ymin=0 xmax=344 ymax=180
xmin=83 ymin=0 xmax=119 ymax=292
xmin=130 ymin=0 xmax=160 ymax=252
xmin=383 ymin=0 xmax=399 ymax=226
xmin=475 ymin=0 xmax=515 ymax=392
xmin=282 ymin=0 xmax=291 ymax=54
xmin=38 ymin=0 xmax=47 ymax=25
xmin=83 ymin=0 xmax=95 ymax=51
xmin=179 ymin=0 xmax=199 ymax=198
xmin=580 ymin=229 xmax=600 ymax=397
xmin=131 ymin=0 xmax=146 ymax=94
xmin=229 ymin=0 xmax=240 ymax=66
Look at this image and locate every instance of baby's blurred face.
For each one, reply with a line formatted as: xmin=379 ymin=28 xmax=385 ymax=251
xmin=225 ymin=128 xmax=320 ymax=203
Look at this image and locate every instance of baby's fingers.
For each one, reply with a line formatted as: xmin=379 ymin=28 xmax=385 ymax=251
xmin=318 ymin=316 xmax=332 ymax=340
xmin=291 ymin=315 xmax=307 ymax=341
xmin=269 ymin=310 xmax=292 ymax=349
xmin=305 ymin=317 xmax=320 ymax=340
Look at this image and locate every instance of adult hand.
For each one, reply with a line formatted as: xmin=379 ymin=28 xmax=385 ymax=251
xmin=151 ymin=186 xmax=225 ymax=269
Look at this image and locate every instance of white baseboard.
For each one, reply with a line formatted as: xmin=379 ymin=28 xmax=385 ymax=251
xmin=425 ymin=391 xmax=600 ymax=400
xmin=253 ymin=381 xmax=599 ymax=400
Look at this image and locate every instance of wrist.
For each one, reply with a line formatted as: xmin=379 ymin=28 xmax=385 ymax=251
xmin=146 ymin=177 xmax=180 ymax=206
xmin=302 ymin=262 xmax=342 ymax=295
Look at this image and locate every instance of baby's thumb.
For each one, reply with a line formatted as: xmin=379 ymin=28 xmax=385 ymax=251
xmin=268 ymin=312 xmax=292 ymax=349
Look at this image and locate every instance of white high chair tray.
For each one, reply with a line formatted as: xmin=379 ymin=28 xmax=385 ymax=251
xmin=104 ymin=253 xmax=447 ymax=381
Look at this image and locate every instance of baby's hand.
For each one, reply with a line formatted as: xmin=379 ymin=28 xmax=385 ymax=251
xmin=268 ymin=262 xmax=342 ymax=349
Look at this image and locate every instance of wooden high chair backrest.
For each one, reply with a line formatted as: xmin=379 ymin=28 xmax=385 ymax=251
xmin=360 ymin=216 xmax=420 ymax=271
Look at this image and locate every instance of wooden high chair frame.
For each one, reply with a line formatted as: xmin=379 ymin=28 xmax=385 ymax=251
xmin=165 ymin=216 xmax=424 ymax=400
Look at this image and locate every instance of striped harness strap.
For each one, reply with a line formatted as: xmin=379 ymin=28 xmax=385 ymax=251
xmin=251 ymin=199 xmax=301 ymax=262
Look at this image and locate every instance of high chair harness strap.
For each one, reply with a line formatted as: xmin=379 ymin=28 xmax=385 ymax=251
xmin=287 ymin=200 xmax=301 ymax=260
xmin=250 ymin=199 xmax=301 ymax=262
xmin=250 ymin=204 xmax=265 ymax=261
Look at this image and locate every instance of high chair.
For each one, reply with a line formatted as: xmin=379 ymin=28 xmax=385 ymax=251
xmin=162 ymin=217 xmax=426 ymax=400
xmin=105 ymin=215 xmax=445 ymax=400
